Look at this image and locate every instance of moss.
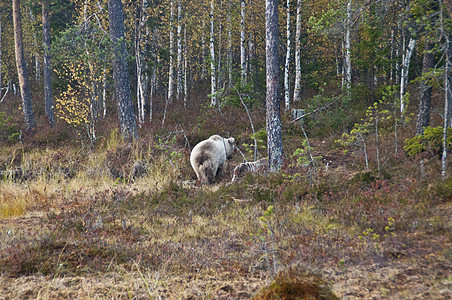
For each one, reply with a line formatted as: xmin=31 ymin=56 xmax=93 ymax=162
xmin=254 ymin=265 xmax=338 ymax=300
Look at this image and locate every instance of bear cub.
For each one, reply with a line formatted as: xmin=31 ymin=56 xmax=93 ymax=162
xmin=190 ymin=135 xmax=235 ymax=184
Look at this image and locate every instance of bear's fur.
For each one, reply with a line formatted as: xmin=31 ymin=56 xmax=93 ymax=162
xmin=230 ymin=157 xmax=269 ymax=183
xmin=190 ymin=135 xmax=235 ymax=184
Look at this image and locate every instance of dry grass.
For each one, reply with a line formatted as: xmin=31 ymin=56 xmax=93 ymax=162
xmin=0 ymin=127 xmax=451 ymax=299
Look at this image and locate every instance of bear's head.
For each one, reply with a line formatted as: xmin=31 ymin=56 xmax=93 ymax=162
xmin=225 ymin=137 xmax=235 ymax=159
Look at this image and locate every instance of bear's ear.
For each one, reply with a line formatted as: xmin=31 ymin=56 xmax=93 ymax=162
xmin=228 ymin=137 xmax=235 ymax=145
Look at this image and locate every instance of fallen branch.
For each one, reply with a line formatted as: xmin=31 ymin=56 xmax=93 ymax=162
xmin=290 ymin=97 xmax=339 ymax=123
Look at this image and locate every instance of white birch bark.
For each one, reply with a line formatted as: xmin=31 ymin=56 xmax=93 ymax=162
xmin=341 ymin=39 xmax=345 ymax=87
xmin=136 ymin=0 xmax=147 ymax=124
xmin=184 ymin=24 xmax=188 ymax=107
xmin=240 ymin=0 xmax=247 ymax=86
xmin=0 ymin=14 xmax=2 ymax=100
xmin=218 ymin=0 xmax=222 ymax=88
xmin=293 ymin=0 xmax=302 ymax=102
xmin=284 ymin=0 xmax=291 ymax=109
xmin=441 ymin=4 xmax=450 ymax=179
xmin=168 ymin=0 xmax=175 ymax=103
xmin=344 ymin=0 xmax=351 ymax=92
xmin=227 ymin=6 xmax=233 ymax=88
xmin=176 ymin=0 xmax=183 ymax=100
xmin=150 ymin=66 xmax=155 ymax=122
xmin=395 ymin=41 xmax=400 ymax=83
xmin=102 ymin=66 xmax=107 ymax=118
xmin=400 ymin=38 xmax=416 ymax=113
xmin=210 ymin=0 xmax=217 ymax=106
xmin=227 ymin=3 xmax=233 ymax=89
xmin=442 ymin=43 xmax=450 ymax=179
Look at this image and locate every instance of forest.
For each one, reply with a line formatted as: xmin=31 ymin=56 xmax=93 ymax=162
xmin=0 ymin=0 xmax=451 ymax=298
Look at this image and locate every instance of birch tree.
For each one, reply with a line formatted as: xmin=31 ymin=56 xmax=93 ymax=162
xmin=284 ymin=0 xmax=291 ymax=109
xmin=344 ymin=0 xmax=351 ymax=91
xmin=136 ymin=0 xmax=148 ymax=125
xmin=210 ymin=0 xmax=217 ymax=106
xmin=400 ymin=37 xmax=416 ymax=113
xmin=266 ymin=0 xmax=283 ymax=171
xmin=13 ymin=0 xmax=34 ymax=132
xmin=184 ymin=24 xmax=188 ymax=107
xmin=441 ymin=1 xmax=451 ymax=179
xmin=240 ymin=0 xmax=247 ymax=86
xmin=42 ymin=0 xmax=54 ymax=127
xmin=177 ymin=0 xmax=183 ymax=100
xmin=168 ymin=0 xmax=175 ymax=103
xmin=0 ymin=13 xmax=2 ymax=101
xmin=227 ymin=0 xmax=233 ymax=88
xmin=217 ymin=0 xmax=222 ymax=88
xmin=441 ymin=35 xmax=450 ymax=179
xmin=248 ymin=0 xmax=254 ymax=85
xmin=108 ymin=0 xmax=138 ymax=140
xmin=293 ymin=0 xmax=302 ymax=102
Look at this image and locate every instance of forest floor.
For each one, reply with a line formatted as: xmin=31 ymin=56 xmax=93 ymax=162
xmin=0 ymin=135 xmax=451 ymax=299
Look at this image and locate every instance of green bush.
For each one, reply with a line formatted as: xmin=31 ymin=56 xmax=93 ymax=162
xmin=0 ymin=112 xmax=20 ymax=142
xmin=404 ymin=126 xmax=452 ymax=157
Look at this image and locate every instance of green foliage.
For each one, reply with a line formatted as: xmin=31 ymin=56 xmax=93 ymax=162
xmin=0 ymin=112 xmax=20 ymax=143
xmin=404 ymin=126 xmax=452 ymax=157
xmin=241 ymin=128 xmax=267 ymax=157
xmin=290 ymin=141 xmax=322 ymax=168
xmin=223 ymin=82 xmax=258 ymax=108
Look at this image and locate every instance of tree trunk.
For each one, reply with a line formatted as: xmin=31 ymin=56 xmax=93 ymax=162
xmin=416 ymin=42 xmax=435 ymax=135
xmin=42 ymin=0 xmax=55 ymax=127
xmin=29 ymin=9 xmax=40 ymax=82
xmin=266 ymin=0 xmax=283 ymax=172
xmin=108 ymin=0 xmax=138 ymax=140
xmin=442 ymin=36 xmax=450 ymax=179
xmin=136 ymin=0 xmax=147 ymax=125
xmin=210 ymin=0 xmax=217 ymax=106
xmin=168 ymin=0 xmax=175 ymax=103
xmin=184 ymin=23 xmax=188 ymax=107
xmin=444 ymin=0 xmax=452 ymax=18
xmin=201 ymin=23 xmax=206 ymax=80
xmin=240 ymin=0 xmax=246 ymax=86
xmin=102 ymin=66 xmax=107 ymax=118
xmin=344 ymin=0 xmax=351 ymax=92
xmin=400 ymin=38 xmax=416 ymax=113
xmin=227 ymin=1 xmax=233 ymax=89
xmin=177 ymin=0 xmax=183 ymax=100
xmin=218 ymin=0 xmax=222 ymax=89
xmin=284 ymin=0 xmax=291 ymax=110
xmin=293 ymin=0 xmax=302 ymax=102
xmin=13 ymin=0 xmax=35 ymax=132
xmin=0 ymin=14 xmax=2 ymax=100
xmin=150 ymin=28 xmax=159 ymax=122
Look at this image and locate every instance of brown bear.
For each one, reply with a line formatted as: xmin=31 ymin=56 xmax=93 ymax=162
xmin=190 ymin=135 xmax=235 ymax=184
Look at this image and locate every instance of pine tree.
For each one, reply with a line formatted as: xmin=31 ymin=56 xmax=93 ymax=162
xmin=108 ymin=0 xmax=138 ymax=140
xmin=266 ymin=0 xmax=283 ymax=171
xmin=13 ymin=0 xmax=34 ymax=132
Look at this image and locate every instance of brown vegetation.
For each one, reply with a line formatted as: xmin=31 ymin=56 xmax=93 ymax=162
xmin=0 ymin=89 xmax=451 ymax=299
